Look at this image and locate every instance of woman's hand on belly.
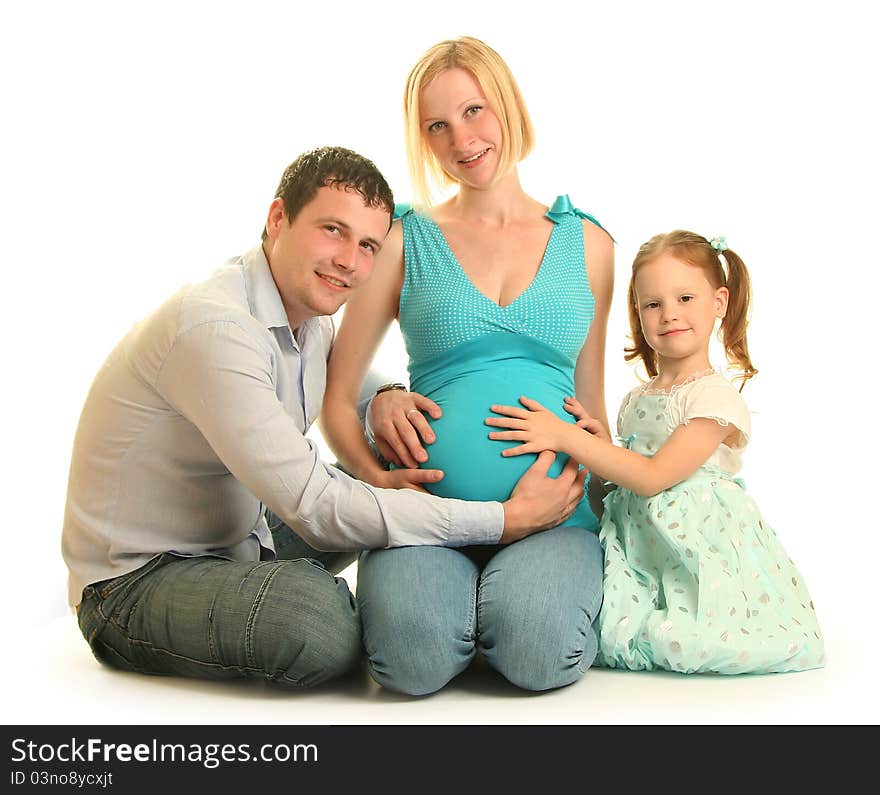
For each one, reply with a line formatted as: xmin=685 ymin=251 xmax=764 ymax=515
xmin=368 ymin=389 xmax=442 ymax=468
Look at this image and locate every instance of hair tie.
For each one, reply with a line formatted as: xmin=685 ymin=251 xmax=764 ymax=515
xmin=709 ymin=236 xmax=729 ymax=282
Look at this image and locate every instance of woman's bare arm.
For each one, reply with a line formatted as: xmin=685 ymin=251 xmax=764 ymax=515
xmin=573 ymin=219 xmax=614 ymax=439
xmin=321 ymin=221 xmax=441 ymax=489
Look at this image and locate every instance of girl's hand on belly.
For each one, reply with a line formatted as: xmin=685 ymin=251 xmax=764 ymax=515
xmin=564 ymin=396 xmax=612 ymax=443
xmin=486 ymin=396 xmax=575 ymax=457
xmin=369 ymin=389 xmax=442 ymax=468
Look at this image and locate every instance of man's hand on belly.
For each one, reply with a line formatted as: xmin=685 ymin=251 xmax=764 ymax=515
xmin=499 ymin=452 xmax=587 ymax=543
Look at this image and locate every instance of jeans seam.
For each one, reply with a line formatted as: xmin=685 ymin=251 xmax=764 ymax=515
xmin=244 ymin=562 xmax=283 ymax=672
xmin=276 ymin=670 xmax=310 ymax=688
xmin=573 ymin=602 xmax=596 ymax=675
xmin=97 ymin=558 xmax=165 ymax=630
xmin=127 ymin=640 xmax=303 ymax=680
xmin=207 ymin=591 xmax=219 ymax=664
xmin=84 ymin=557 xmax=315 ymax=686
xmin=243 ymin=560 xmax=342 ymax=687
xmin=473 ymin=567 xmax=486 ymax=645
xmin=92 ymin=559 xmax=266 ymax=676
xmin=576 ymin=542 xmax=605 ymax=674
xmin=96 ymin=554 xmax=167 ymax=600
xmin=93 ymin=603 xmax=260 ymax=677
xmin=93 ymin=638 xmax=150 ymax=674
xmin=111 ymin=627 xmax=308 ymax=680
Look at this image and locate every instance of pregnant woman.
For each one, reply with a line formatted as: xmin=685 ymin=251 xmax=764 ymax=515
xmin=321 ymin=36 xmax=614 ymax=694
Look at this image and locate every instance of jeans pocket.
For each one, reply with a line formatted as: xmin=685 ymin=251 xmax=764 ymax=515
xmin=92 ymin=555 xmax=176 ymax=633
xmin=77 ymin=586 xmax=141 ymax=673
xmin=297 ymin=556 xmax=338 ymax=580
xmin=95 ymin=554 xmax=168 ymax=600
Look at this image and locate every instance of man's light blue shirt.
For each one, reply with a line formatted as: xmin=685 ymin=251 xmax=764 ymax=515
xmin=62 ymin=245 xmax=503 ymax=605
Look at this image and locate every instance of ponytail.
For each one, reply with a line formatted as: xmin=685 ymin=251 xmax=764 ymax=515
xmin=717 ymin=246 xmax=757 ymax=389
xmin=624 ymin=276 xmax=659 ymax=378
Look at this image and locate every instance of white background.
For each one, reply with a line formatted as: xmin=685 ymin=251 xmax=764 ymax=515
xmin=2 ymin=0 xmax=877 ymax=724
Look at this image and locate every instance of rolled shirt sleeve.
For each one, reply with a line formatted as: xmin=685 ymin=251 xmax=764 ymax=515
xmin=62 ymin=249 xmax=502 ymax=606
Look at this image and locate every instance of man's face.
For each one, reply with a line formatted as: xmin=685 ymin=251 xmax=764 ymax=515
xmin=263 ymin=184 xmax=390 ymax=328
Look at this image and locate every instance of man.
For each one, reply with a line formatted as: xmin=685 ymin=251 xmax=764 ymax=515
xmin=63 ymin=146 xmax=586 ymax=689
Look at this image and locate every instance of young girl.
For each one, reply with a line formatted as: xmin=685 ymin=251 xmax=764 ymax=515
xmin=486 ymin=230 xmax=825 ymax=674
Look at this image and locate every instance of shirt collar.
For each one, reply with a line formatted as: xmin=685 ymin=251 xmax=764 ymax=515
xmin=241 ymin=244 xmax=320 ymax=346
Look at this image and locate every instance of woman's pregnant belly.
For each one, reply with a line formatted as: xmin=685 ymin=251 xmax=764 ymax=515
xmin=418 ymin=371 xmax=574 ymax=503
xmin=403 ymin=333 xmax=597 ymax=529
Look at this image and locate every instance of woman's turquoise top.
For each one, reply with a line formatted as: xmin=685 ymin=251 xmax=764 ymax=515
xmin=396 ymin=195 xmax=609 ymax=530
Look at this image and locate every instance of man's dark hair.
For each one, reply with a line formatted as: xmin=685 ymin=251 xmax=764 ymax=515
xmin=261 ymin=146 xmax=394 ymax=241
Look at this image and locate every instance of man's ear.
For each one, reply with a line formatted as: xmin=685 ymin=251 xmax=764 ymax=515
xmin=264 ymin=198 xmax=286 ymax=240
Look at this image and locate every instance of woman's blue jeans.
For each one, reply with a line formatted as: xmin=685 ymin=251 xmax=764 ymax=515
xmin=76 ymin=517 xmax=360 ymax=689
xmin=357 ymin=525 xmax=604 ymax=695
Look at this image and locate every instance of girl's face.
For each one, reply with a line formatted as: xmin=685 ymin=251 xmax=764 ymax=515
xmin=419 ymin=67 xmax=502 ymax=190
xmin=634 ymin=252 xmax=729 ymax=371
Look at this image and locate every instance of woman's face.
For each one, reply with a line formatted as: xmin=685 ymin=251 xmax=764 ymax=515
xmin=419 ymin=67 xmax=503 ymax=189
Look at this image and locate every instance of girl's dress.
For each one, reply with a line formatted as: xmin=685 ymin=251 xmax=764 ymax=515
xmin=597 ymin=370 xmax=824 ymax=674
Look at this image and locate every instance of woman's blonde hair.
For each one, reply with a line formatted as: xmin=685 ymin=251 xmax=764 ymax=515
xmin=625 ymin=230 xmax=758 ymax=388
xmin=404 ymin=36 xmax=535 ymax=205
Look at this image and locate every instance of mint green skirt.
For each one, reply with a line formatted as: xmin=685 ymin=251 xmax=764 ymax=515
xmin=596 ymin=470 xmax=824 ymax=674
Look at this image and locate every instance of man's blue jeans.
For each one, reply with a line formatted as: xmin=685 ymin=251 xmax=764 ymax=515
xmin=357 ymin=525 xmax=604 ymax=695
xmin=76 ymin=517 xmax=360 ymax=688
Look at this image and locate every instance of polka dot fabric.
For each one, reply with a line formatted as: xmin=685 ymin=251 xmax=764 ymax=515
xmin=389 ymin=196 xmax=605 ymax=529
xmin=597 ymin=373 xmax=825 ymax=674
xmin=396 ymin=196 xmax=596 ymax=367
